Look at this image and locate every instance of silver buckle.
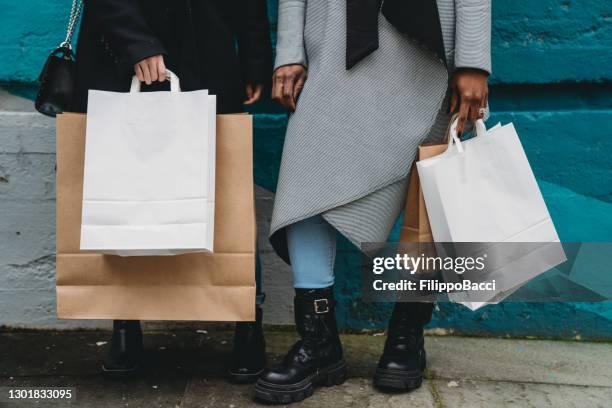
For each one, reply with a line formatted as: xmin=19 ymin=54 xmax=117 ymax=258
xmin=314 ymin=299 xmax=329 ymax=314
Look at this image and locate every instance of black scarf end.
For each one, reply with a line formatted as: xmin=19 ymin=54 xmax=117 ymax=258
xmin=346 ymin=42 xmax=379 ymax=70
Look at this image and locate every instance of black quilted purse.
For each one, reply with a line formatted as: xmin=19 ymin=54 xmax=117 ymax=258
xmin=35 ymin=0 xmax=83 ymax=117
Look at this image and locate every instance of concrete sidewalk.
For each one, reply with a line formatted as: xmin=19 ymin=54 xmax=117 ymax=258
xmin=1 ymin=329 xmax=611 ymax=407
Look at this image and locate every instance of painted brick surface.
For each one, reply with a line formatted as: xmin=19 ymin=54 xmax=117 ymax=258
xmin=489 ymin=111 xmax=612 ymax=202
xmin=0 ymin=0 xmax=610 ymax=338
xmin=492 ymin=0 xmax=612 ymax=83
xmin=1 ymin=0 xmax=611 ymax=83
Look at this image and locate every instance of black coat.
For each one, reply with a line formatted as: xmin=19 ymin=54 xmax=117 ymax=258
xmin=72 ymin=0 xmax=273 ymax=113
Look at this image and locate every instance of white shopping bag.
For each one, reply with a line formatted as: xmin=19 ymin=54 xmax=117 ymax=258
xmin=417 ymin=119 xmax=566 ymax=310
xmin=80 ymin=70 xmax=217 ymax=256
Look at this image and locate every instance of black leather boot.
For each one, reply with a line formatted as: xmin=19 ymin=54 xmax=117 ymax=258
xmin=254 ymin=287 xmax=347 ymax=404
xmin=102 ymin=320 xmax=143 ymax=377
xmin=228 ymin=306 xmax=266 ymax=383
xmin=373 ymin=302 xmax=434 ymax=391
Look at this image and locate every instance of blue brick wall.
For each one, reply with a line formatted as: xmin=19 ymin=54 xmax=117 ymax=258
xmin=1 ymin=0 xmax=611 ymax=338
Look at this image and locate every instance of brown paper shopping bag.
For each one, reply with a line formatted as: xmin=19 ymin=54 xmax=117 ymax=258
xmin=399 ymin=144 xmax=448 ymax=243
xmin=400 ymin=114 xmax=459 ymax=244
xmin=56 ymin=113 xmax=256 ymax=321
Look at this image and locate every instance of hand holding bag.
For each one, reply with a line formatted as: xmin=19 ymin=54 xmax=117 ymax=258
xmin=80 ymin=71 xmax=217 ymax=256
xmin=400 ymin=115 xmax=461 ymax=243
xmin=56 ymin=112 xmax=256 ymax=321
xmin=416 ymin=118 xmax=566 ymax=309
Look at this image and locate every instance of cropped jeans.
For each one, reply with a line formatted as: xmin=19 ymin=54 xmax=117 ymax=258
xmin=286 ymin=215 xmax=337 ymax=288
xmin=286 ymin=215 xmax=434 ymax=327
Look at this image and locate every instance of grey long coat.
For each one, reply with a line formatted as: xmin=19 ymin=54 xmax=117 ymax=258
xmin=270 ymin=0 xmax=491 ymax=262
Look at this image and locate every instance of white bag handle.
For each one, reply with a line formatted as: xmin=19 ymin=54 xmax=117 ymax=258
xmin=446 ymin=117 xmax=488 ymax=154
xmin=129 ymin=69 xmax=181 ymax=93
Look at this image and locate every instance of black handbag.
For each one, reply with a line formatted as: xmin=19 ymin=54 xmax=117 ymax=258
xmin=35 ymin=0 xmax=83 ymax=117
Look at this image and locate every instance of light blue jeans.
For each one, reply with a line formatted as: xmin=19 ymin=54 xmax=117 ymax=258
xmin=286 ymin=215 xmax=337 ymax=288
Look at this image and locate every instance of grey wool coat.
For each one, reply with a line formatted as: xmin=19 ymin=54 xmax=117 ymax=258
xmin=270 ymin=0 xmax=492 ymax=262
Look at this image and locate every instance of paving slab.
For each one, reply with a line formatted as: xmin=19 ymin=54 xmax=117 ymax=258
xmin=0 ymin=376 xmax=187 ymax=408
xmin=424 ymin=336 xmax=612 ymax=387
xmin=433 ymin=379 xmax=612 ymax=408
xmin=182 ymin=378 xmax=436 ymax=408
xmin=1 ymin=330 xmax=611 ymax=407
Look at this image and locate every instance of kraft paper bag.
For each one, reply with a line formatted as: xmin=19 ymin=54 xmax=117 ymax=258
xmin=81 ymin=71 xmax=217 ymax=256
xmin=399 ymin=114 xmax=462 ymax=243
xmin=399 ymin=144 xmax=448 ymax=243
xmin=399 ymin=119 xmax=504 ymax=244
xmin=56 ymin=112 xmax=256 ymax=321
xmin=416 ymin=119 xmax=566 ymax=310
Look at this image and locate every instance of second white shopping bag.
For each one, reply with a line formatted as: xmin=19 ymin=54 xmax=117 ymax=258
xmin=80 ymin=70 xmax=217 ymax=256
xmin=416 ymin=118 xmax=566 ymax=309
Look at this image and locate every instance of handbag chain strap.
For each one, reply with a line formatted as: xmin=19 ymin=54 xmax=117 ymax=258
xmin=60 ymin=0 xmax=83 ymax=49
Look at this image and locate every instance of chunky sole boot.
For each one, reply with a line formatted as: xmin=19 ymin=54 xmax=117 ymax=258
xmin=373 ymin=350 xmax=426 ymax=390
xmin=373 ymin=302 xmax=433 ymax=391
xmin=228 ymin=307 xmax=267 ymax=384
xmin=255 ymin=359 xmax=347 ymax=404
xmin=101 ymin=320 xmax=143 ymax=378
xmin=254 ymin=287 xmax=346 ymax=404
xmin=228 ymin=367 xmax=266 ymax=384
xmin=228 ymin=364 xmax=265 ymax=384
xmin=101 ymin=362 xmax=140 ymax=378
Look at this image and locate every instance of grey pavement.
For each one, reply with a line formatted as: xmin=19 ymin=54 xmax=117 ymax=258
xmin=0 ymin=329 xmax=611 ymax=407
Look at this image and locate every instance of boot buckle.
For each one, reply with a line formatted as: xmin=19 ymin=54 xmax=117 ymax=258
xmin=314 ymin=299 xmax=329 ymax=314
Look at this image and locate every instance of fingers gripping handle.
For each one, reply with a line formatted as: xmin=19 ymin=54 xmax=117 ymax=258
xmin=130 ymin=69 xmax=181 ymax=93
xmin=448 ymin=119 xmax=464 ymax=153
xmin=474 ymin=119 xmax=487 ymax=137
xmin=446 ymin=117 xmax=488 ymax=154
